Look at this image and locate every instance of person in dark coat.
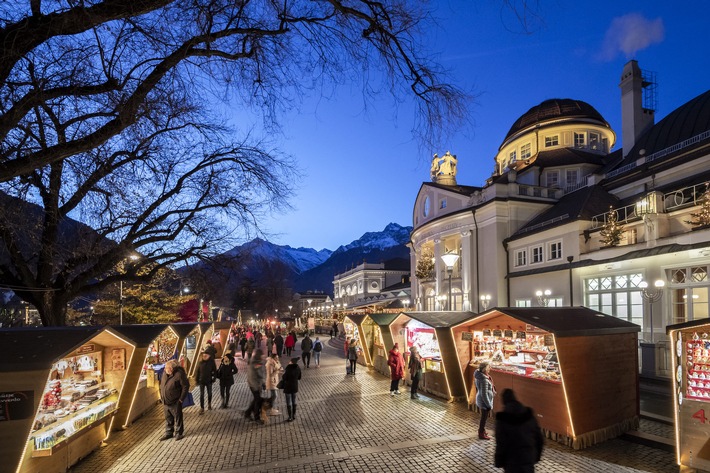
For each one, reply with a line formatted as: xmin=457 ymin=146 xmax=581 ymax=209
xmin=203 ymin=339 xmax=218 ymax=360
xmin=495 ymin=389 xmax=544 ymax=473
xmin=387 ymin=343 xmax=405 ymax=395
xmin=245 ymin=348 xmax=266 ymax=424
xmin=196 ymin=351 xmax=217 ymax=413
xmin=215 ymin=354 xmax=238 ymax=408
xmin=239 ymin=334 xmax=248 ymax=359
xmin=300 ymin=334 xmax=313 ymax=368
xmin=282 ymin=357 xmax=302 ymax=421
xmin=408 ymin=346 xmax=422 ymax=399
xmin=274 ymin=332 xmax=284 ymax=357
xmin=475 ymin=361 xmax=496 ymax=439
xmin=159 ymin=359 xmax=189 ymax=441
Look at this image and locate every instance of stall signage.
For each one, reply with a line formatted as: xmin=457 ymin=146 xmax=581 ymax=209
xmin=461 ymin=332 xmax=474 ymax=341
xmin=308 ymin=317 xmax=315 ymax=330
xmin=77 ymin=344 xmax=96 ymax=354
xmin=503 ymin=330 xmax=513 ymax=338
xmin=492 ymin=329 xmax=502 ymax=337
xmin=516 ymin=331 xmax=526 ymax=339
xmin=0 ymin=391 xmax=34 ymax=421
xmin=482 ymin=329 xmax=492 ymax=336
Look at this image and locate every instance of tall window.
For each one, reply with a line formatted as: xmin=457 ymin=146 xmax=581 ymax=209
xmin=549 ymin=241 xmax=562 ymax=260
xmin=669 ymin=266 xmax=710 ymax=324
xmin=547 ymin=171 xmax=560 ymax=188
xmin=520 ymin=143 xmax=531 ymax=160
xmin=440 ymin=198 xmax=447 ymax=209
xmin=514 ymin=249 xmax=527 ymax=267
xmin=574 ymin=132 xmax=586 ymax=147
xmin=589 ymin=132 xmax=601 ymax=150
xmin=585 ymin=273 xmax=644 ymax=327
xmin=565 ymin=169 xmax=579 ymax=188
xmin=509 ymin=150 xmax=516 ymax=165
xmin=531 ymin=246 xmax=544 ymax=264
xmin=545 ymin=135 xmax=559 ymax=147
xmin=515 ymin=299 xmax=532 ymax=307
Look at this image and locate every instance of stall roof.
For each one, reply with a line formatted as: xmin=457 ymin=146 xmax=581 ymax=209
xmin=667 ymin=318 xmax=710 ymax=333
xmin=368 ymin=313 xmax=400 ymax=327
xmin=111 ymin=324 xmax=171 ymax=347
xmin=199 ymin=322 xmax=213 ymax=333
xmin=213 ymin=321 xmax=233 ymax=330
xmin=0 ymin=326 xmax=104 ymax=371
xmin=475 ymin=307 xmax=640 ymax=337
xmin=345 ymin=314 xmax=367 ymax=325
xmin=403 ymin=311 xmax=478 ymax=328
xmin=170 ymin=322 xmax=199 ymax=338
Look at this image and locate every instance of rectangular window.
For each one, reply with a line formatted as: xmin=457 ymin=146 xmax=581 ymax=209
xmin=547 ymin=171 xmax=559 ymax=188
xmin=589 ymin=132 xmax=601 ymax=150
xmin=669 ymin=266 xmax=710 ymax=324
xmin=440 ymin=198 xmax=447 ymax=209
xmin=545 ymin=135 xmax=559 ymax=147
xmin=531 ymin=246 xmax=543 ymax=264
xmin=549 ymin=241 xmax=562 ymax=260
xmin=509 ymin=150 xmax=516 ymax=163
xmin=514 ymin=249 xmax=527 ymax=267
xmin=566 ymin=169 xmax=578 ymax=188
xmin=585 ymin=273 xmax=644 ymax=327
xmin=515 ymin=299 xmax=532 ymax=307
xmin=574 ymin=132 xmax=586 ymax=147
xmin=520 ymin=143 xmax=531 ymax=160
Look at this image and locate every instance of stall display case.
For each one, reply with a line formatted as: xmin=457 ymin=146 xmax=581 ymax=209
xmin=366 ymin=313 xmax=399 ymax=377
xmin=0 ymin=327 xmax=134 ymax=473
xmin=668 ymin=319 xmax=710 ymax=472
xmin=343 ymin=315 xmax=369 ymax=366
xmin=454 ymin=307 xmax=640 ymax=449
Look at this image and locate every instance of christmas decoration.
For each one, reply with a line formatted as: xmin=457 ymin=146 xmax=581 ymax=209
xmin=415 ymin=249 xmax=435 ymax=280
xmin=686 ymin=183 xmax=710 ymax=228
xmin=599 ymin=206 xmax=624 ymax=247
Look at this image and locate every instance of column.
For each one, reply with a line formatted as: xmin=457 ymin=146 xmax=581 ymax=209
xmin=460 ymin=230 xmax=472 ymax=311
xmin=434 ymin=238 xmax=443 ymax=310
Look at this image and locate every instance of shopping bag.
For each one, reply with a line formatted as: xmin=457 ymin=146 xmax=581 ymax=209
xmin=182 ymin=392 xmax=195 ymax=407
xmin=346 ymin=361 xmax=351 ymax=375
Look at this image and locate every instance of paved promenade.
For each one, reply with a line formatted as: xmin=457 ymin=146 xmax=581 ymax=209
xmin=69 ymin=338 xmax=677 ymax=473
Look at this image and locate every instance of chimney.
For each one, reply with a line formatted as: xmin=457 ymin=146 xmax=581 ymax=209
xmin=619 ymin=60 xmax=655 ymax=157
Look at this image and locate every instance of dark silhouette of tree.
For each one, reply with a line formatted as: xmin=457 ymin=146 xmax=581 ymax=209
xmin=0 ymin=1 xmax=467 ymax=325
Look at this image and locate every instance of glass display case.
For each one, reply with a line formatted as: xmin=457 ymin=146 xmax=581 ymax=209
xmin=684 ymin=331 xmax=710 ymax=401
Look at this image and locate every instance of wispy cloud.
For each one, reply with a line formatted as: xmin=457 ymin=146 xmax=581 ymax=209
xmin=598 ymin=13 xmax=664 ymax=61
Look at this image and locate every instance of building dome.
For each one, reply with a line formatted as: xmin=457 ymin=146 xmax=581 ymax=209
xmin=503 ymin=98 xmax=610 ymax=144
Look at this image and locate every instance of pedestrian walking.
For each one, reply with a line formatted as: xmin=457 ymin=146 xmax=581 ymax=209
xmin=284 ymin=332 xmax=295 ymax=357
xmin=239 ymin=334 xmax=248 ymax=359
xmin=495 ymin=389 xmax=544 ymax=472
xmin=387 ymin=343 xmax=405 ymax=395
xmin=159 ymin=359 xmax=189 ymax=441
xmin=282 ymin=357 xmax=302 ymax=421
xmin=265 ymin=353 xmax=283 ymax=415
xmin=408 ymin=346 xmax=422 ymax=399
xmin=474 ymin=361 xmax=496 ymax=440
xmin=347 ymin=338 xmax=359 ymax=375
xmin=246 ymin=336 xmax=255 ymax=361
xmin=203 ymin=339 xmax=217 ymax=361
xmin=332 ymin=322 xmax=339 ymax=339
xmin=274 ymin=332 xmax=284 ymax=357
xmin=266 ymin=335 xmax=274 ymax=356
xmin=215 ymin=354 xmax=238 ymax=408
xmin=300 ymin=333 xmax=313 ymax=368
xmin=245 ymin=349 xmax=266 ymax=424
xmin=195 ymin=351 xmax=217 ymax=414
xmin=312 ymin=337 xmax=323 ymax=367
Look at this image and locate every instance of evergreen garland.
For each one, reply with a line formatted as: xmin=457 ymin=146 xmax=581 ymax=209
xmin=599 ymin=205 xmax=624 ymax=247
xmin=686 ymin=183 xmax=710 ymax=227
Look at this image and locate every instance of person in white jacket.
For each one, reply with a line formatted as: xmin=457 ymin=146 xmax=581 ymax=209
xmin=265 ymin=353 xmax=283 ymax=415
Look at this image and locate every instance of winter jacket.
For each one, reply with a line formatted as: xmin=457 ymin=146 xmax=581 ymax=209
xmin=281 ymin=363 xmax=302 ymax=394
xmin=246 ymin=355 xmax=266 ymax=391
xmin=494 ymin=401 xmax=544 ymax=471
xmin=301 ymin=336 xmax=313 ymax=353
xmin=203 ymin=344 xmax=217 ymax=360
xmin=246 ymin=338 xmax=255 ymax=353
xmin=313 ymin=339 xmax=323 ymax=352
xmin=274 ymin=334 xmax=284 ymax=349
xmin=215 ymin=360 xmax=238 ymax=387
xmin=265 ymin=357 xmax=283 ymax=390
xmin=284 ymin=334 xmax=296 ymax=348
xmin=159 ymin=366 xmax=189 ymax=406
xmin=347 ymin=344 xmax=359 ymax=361
xmin=408 ymin=353 xmax=422 ymax=378
xmin=196 ymin=358 xmax=217 ymax=386
xmin=387 ymin=348 xmax=405 ymax=381
xmin=474 ymin=369 xmax=495 ymax=410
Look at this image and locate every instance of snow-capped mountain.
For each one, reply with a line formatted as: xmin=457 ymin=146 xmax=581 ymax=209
xmin=333 ymin=223 xmax=412 ymax=253
xmin=226 ymin=238 xmax=332 ymax=274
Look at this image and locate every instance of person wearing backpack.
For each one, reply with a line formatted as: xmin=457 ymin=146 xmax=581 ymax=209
xmin=312 ymin=337 xmax=323 ymax=368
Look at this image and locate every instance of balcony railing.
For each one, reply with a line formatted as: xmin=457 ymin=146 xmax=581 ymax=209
xmin=664 ymin=182 xmax=709 ymax=212
xmin=590 ymin=203 xmax=642 ymax=230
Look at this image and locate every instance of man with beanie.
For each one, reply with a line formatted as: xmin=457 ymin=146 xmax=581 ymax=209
xmin=245 ymin=348 xmax=266 ymax=424
xmin=494 ymin=389 xmax=544 ymax=472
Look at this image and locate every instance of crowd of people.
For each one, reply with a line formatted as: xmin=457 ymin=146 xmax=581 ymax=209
xmin=159 ymin=323 xmax=543 ymax=471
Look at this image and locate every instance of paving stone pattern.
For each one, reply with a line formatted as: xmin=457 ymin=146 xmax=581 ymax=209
xmin=68 ymin=338 xmax=677 ymax=473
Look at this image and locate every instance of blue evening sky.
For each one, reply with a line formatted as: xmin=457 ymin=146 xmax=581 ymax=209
xmin=253 ymin=1 xmax=710 ymax=251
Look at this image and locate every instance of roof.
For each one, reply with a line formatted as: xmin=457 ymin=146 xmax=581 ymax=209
xmin=474 ymin=307 xmax=639 ymax=337
xmin=170 ymin=323 xmax=199 ymax=338
xmin=420 ymin=181 xmax=481 ymax=196
xmin=368 ymin=313 xmax=400 ymax=326
xmin=504 ymin=99 xmax=609 ymax=143
xmin=111 ymin=324 xmax=172 ymax=347
xmin=0 ymin=326 xmax=102 ymax=371
xmin=402 ymin=311 xmax=478 ymax=329
xmin=532 ymin=148 xmax=607 ymax=167
xmin=345 ymin=314 xmax=367 ymax=325
xmin=667 ymin=318 xmax=710 ymax=333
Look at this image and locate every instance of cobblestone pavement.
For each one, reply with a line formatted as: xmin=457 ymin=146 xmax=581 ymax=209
xmin=68 ymin=338 xmax=678 ymax=473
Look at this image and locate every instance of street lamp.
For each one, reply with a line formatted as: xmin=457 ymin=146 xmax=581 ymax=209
xmin=480 ymin=294 xmax=491 ymax=311
xmin=440 ymin=252 xmax=460 ymax=311
xmin=402 ymin=299 xmax=410 ymax=311
xmin=639 ymin=279 xmax=665 ymax=341
xmin=536 ymin=289 xmax=552 ymax=307
xmin=436 ymin=294 xmax=447 ymax=310
xmin=288 ymin=305 xmax=292 ymax=315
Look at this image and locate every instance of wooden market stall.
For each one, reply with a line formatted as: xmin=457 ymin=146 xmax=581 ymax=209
xmin=668 ymin=319 xmax=710 ymax=472
xmin=396 ymin=311 xmax=474 ymax=401
xmin=111 ymin=324 xmax=178 ymax=429
xmin=172 ymin=323 xmax=200 ymax=375
xmin=367 ymin=313 xmax=399 ymax=377
xmin=190 ymin=322 xmax=214 ymax=378
xmin=457 ymin=307 xmax=640 ymax=449
xmin=343 ymin=314 xmax=369 ymax=366
xmin=0 ymin=326 xmax=134 ymax=473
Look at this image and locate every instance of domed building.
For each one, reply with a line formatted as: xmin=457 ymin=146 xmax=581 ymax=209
xmin=410 ymin=60 xmax=710 ymax=379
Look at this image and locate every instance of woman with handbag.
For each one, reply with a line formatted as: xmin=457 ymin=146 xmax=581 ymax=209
xmin=475 ymin=362 xmax=496 ymax=440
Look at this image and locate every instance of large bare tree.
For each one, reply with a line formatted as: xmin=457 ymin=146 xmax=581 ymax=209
xmin=0 ymin=1 xmax=467 ymax=326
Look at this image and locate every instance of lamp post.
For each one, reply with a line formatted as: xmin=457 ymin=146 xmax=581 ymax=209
xmin=480 ymin=294 xmax=491 ymax=312
xmin=639 ymin=280 xmax=665 ymax=342
xmin=536 ymin=289 xmax=552 ymax=307
xmin=288 ymin=305 xmax=292 ymax=316
xmin=440 ymin=252 xmax=460 ymax=311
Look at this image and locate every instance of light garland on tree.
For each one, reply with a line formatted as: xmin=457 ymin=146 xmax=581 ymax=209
xmin=686 ymin=183 xmax=710 ymax=228
xmin=599 ymin=205 xmax=624 ymax=247
xmin=415 ymin=249 xmax=435 ymax=280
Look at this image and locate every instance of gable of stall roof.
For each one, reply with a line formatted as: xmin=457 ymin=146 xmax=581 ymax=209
xmin=190 ymin=322 xmax=215 ymax=377
xmin=369 ymin=312 xmax=400 ymax=352
xmin=212 ymin=320 xmax=234 ymax=357
xmin=403 ymin=311 xmax=477 ymax=401
xmin=344 ymin=314 xmax=371 ymax=365
xmin=0 ymin=327 xmax=134 ymax=473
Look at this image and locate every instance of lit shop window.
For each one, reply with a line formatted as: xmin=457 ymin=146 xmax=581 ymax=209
xmin=585 ymin=273 xmax=644 ymax=326
xmin=669 ymin=266 xmax=710 ymax=324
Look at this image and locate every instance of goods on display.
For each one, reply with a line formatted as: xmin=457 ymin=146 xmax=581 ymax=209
xmin=684 ymin=332 xmax=710 ymax=401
